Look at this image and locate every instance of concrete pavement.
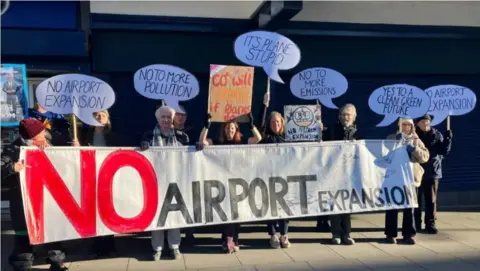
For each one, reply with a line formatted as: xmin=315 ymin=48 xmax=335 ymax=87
xmin=2 ymin=212 xmax=480 ymax=271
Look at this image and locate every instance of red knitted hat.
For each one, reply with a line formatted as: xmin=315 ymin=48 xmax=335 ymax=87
xmin=19 ymin=118 xmax=45 ymax=140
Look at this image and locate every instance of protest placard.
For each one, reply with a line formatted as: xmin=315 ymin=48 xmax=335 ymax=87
xmin=133 ymin=64 xmax=199 ymax=113
xmin=290 ymin=67 xmax=348 ymax=109
xmin=234 ymin=31 xmax=301 ymax=84
xmin=35 ymin=74 xmax=115 ymax=126
xmin=284 ymin=105 xmax=320 ymax=141
xmin=368 ymin=84 xmax=431 ymax=127
xmin=208 ymin=64 xmax=254 ymax=122
xmin=1 ymin=64 xmax=28 ymax=126
xmin=20 ymin=140 xmax=415 ymax=244
xmin=425 ymin=84 xmax=477 ymax=126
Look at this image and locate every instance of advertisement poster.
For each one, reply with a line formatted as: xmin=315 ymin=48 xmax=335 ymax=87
xmin=208 ymin=64 xmax=254 ymax=122
xmin=1 ymin=64 xmax=28 ymax=126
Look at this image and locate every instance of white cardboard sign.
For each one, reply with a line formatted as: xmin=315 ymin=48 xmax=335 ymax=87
xmin=133 ymin=64 xmax=200 ymax=113
xmin=234 ymin=30 xmax=301 ymax=84
xmin=425 ymin=84 xmax=477 ymax=126
xmin=290 ymin=67 xmax=348 ymax=109
xmin=35 ymin=74 xmax=116 ymax=126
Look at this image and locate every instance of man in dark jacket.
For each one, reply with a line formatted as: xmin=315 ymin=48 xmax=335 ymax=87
xmin=1 ymin=118 xmax=68 ymax=271
xmin=323 ymin=103 xmax=362 ymax=245
xmin=2 ymin=73 xmax=20 ymax=114
xmin=415 ymin=114 xmax=452 ymax=234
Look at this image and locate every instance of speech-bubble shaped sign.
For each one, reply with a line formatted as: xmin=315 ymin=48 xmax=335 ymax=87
xmin=425 ymin=84 xmax=477 ymax=126
xmin=290 ymin=67 xmax=348 ymax=109
xmin=234 ymin=30 xmax=301 ymax=84
xmin=133 ymin=64 xmax=200 ymax=113
xmin=368 ymin=84 xmax=431 ymax=127
xmin=35 ymin=74 xmax=115 ymax=126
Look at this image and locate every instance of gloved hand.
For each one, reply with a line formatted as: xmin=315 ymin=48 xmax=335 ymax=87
xmin=140 ymin=141 xmax=150 ymax=151
xmin=444 ymin=130 xmax=453 ymax=140
xmin=195 ymin=142 xmax=204 ymax=151
xmin=204 ymin=113 xmax=212 ymax=129
xmin=248 ymin=112 xmax=255 ymax=129
xmin=406 ymin=143 xmax=416 ymax=153
xmin=395 ymin=133 xmax=403 ymax=141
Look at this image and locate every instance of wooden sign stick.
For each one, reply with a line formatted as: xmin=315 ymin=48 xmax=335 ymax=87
xmin=72 ymin=115 xmax=78 ymax=140
xmin=446 ymin=115 xmax=451 ymax=130
xmin=261 ymin=78 xmax=271 ymax=129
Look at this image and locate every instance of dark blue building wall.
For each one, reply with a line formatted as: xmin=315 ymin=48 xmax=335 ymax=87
xmin=1 ymin=1 xmax=89 ymax=73
xmin=1 ymin=1 xmax=78 ymax=29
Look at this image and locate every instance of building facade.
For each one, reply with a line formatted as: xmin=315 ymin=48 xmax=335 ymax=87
xmin=2 ymin=1 xmax=480 ymax=208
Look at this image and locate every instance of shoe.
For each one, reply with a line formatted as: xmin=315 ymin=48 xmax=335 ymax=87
xmin=172 ymin=248 xmax=181 ymax=260
xmin=332 ymin=236 xmax=341 ymax=245
xmin=152 ymin=251 xmax=161 ymax=261
xmin=342 ymin=236 xmax=355 ymax=245
xmin=233 ymin=242 xmax=240 ymax=252
xmin=223 ymin=237 xmax=235 ymax=254
xmin=49 ymin=263 xmax=69 ymax=271
xmin=270 ymin=235 xmax=280 ymax=249
xmin=425 ymin=225 xmax=438 ymax=234
xmin=403 ymin=237 xmax=416 ymax=245
xmin=385 ymin=236 xmax=397 ymax=244
xmin=280 ymin=235 xmax=291 ymax=248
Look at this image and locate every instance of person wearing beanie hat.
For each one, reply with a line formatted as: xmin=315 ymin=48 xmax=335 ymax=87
xmin=384 ymin=118 xmax=430 ymax=245
xmin=1 ymin=118 xmax=69 ymax=271
xmin=415 ymin=114 xmax=453 ymax=234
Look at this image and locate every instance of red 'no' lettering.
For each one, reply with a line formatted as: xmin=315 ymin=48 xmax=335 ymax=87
xmin=25 ymin=149 xmax=159 ymax=244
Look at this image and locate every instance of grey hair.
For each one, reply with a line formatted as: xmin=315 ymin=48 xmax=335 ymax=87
xmin=155 ymin=105 xmax=176 ymax=119
xmin=339 ymin=103 xmax=357 ymax=117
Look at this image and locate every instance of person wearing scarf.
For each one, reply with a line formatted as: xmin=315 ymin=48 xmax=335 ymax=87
xmin=197 ymin=112 xmax=262 ymax=254
xmin=1 ymin=118 xmax=70 ymax=271
xmin=323 ymin=103 xmax=362 ymax=246
xmin=139 ymin=106 xmax=189 ymax=261
xmin=28 ymin=104 xmax=71 ymax=146
xmin=385 ymin=118 xmax=429 ymax=245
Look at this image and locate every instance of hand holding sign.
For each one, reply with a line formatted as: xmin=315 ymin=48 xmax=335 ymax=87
xmin=234 ymin=31 xmax=301 ymax=84
xmin=35 ymin=74 xmax=115 ymax=126
xmin=290 ymin=67 xmax=348 ymax=109
xmin=134 ymin=64 xmax=200 ymax=113
xmin=425 ymin=85 xmax=477 ymax=126
xmin=368 ymin=84 xmax=430 ymax=127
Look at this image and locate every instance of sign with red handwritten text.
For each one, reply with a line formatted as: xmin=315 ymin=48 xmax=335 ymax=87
xmin=208 ymin=65 xmax=254 ymax=122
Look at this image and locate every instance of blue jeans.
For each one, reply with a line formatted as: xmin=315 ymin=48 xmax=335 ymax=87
xmin=267 ymin=220 xmax=289 ymax=236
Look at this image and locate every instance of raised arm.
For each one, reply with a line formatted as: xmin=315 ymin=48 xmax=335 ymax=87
xmin=247 ymin=113 xmax=262 ymax=144
xmin=199 ymin=113 xmax=213 ymax=146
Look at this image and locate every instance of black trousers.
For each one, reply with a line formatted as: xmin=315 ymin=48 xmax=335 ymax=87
xmin=9 ymin=235 xmax=65 ymax=271
xmin=222 ymin=223 xmax=240 ymax=243
xmin=330 ymin=214 xmax=351 ymax=237
xmin=385 ymin=208 xmax=417 ymax=238
xmin=414 ymin=178 xmax=439 ymax=227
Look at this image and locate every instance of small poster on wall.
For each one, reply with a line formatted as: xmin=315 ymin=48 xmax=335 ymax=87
xmin=1 ymin=64 xmax=29 ymax=126
xmin=208 ymin=64 xmax=254 ymax=122
xmin=284 ymin=105 xmax=320 ymax=141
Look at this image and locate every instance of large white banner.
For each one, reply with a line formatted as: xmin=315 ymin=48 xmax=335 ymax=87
xmin=20 ymin=140 xmax=416 ymax=244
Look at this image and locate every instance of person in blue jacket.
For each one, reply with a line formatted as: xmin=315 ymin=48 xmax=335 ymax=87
xmin=28 ymin=104 xmax=71 ymax=146
xmin=414 ymin=114 xmax=453 ymax=234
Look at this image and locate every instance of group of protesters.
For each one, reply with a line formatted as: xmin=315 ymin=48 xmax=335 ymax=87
xmin=1 ymin=93 xmax=452 ymax=271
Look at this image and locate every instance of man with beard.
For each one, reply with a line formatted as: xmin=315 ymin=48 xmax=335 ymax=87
xmin=323 ymin=103 xmax=362 ymax=245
